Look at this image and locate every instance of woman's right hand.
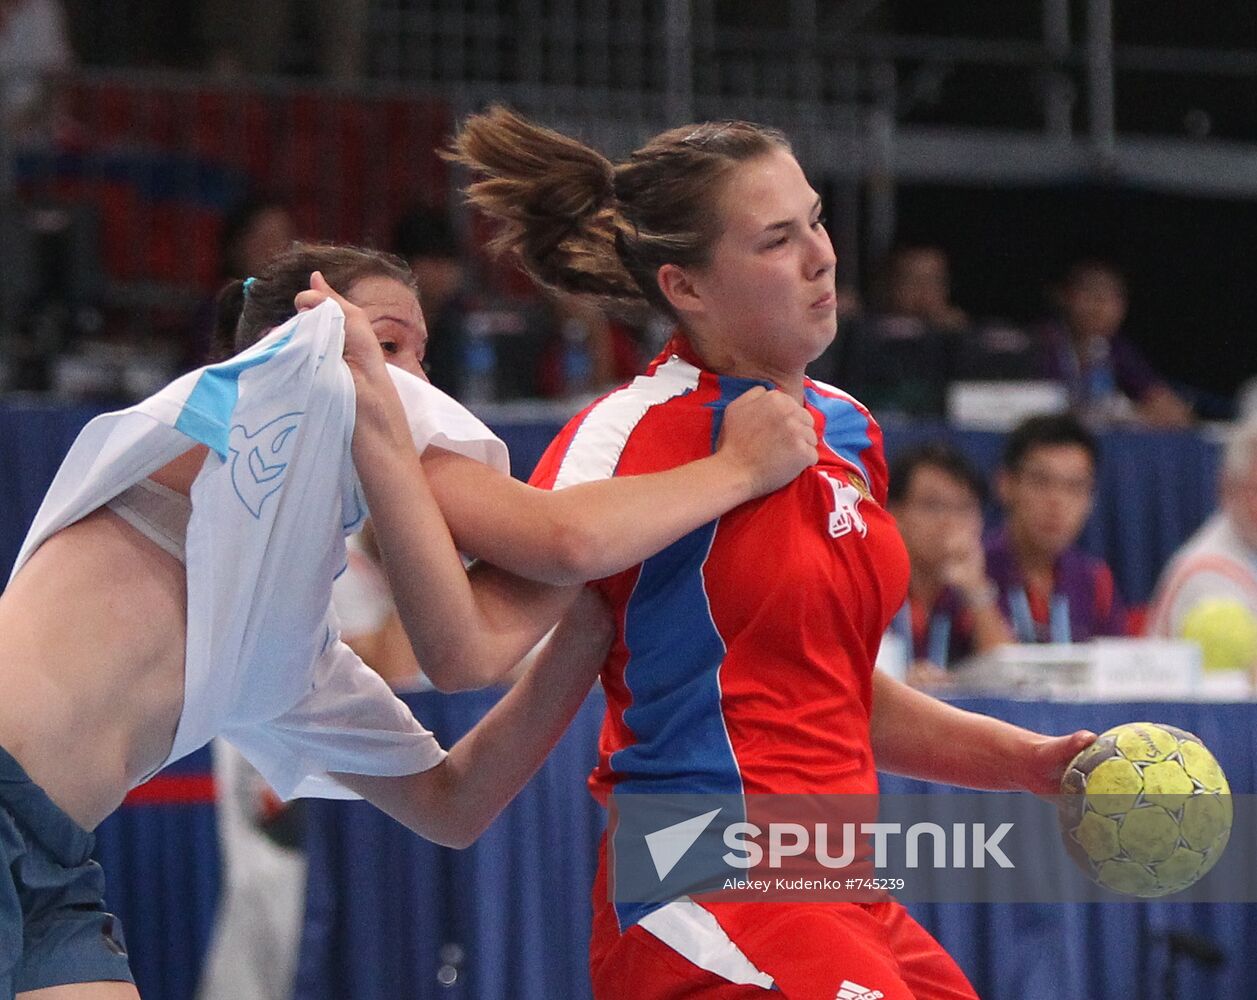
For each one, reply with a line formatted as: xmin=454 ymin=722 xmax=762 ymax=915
xmin=294 ymin=271 xmax=389 ymax=384
xmin=715 ymin=387 xmax=818 ymax=497
xmin=295 ymin=271 xmax=409 ymax=449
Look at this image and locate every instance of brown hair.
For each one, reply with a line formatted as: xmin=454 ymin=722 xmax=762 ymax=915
xmin=445 ymin=107 xmax=791 ymax=317
xmin=213 ymin=242 xmax=417 ymax=355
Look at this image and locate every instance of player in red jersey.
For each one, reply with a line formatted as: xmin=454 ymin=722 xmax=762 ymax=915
xmin=449 ymin=108 xmax=1097 ymax=1000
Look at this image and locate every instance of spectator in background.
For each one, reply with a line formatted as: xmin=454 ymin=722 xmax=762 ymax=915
xmin=819 ymin=244 xmax=968 ymax=419
xmin=221 ymin=197 xmax=298 ymax=283
xmin=190 ymin=196 xmax=298 ymax=368
xmin=0 ymin=0 xmax=72 ymax=139
xmin=537 ymin=292 xmax=643 ymax=400
xmin=883 ymin=244 xmax=970 ymax=332
xmin=199 ymin=0 xmax=368 ymax=80
xmin=392 ymin=205 xmax=468 ymax=398
xmin=1147 ymin=414 xmax=1257 ymax=674
xmin=887 ymin=442 xmax=1012 ymax=687
xmin=986 ymin=413 xmax=1127 ymax=643
xmin=1036 ymin=259 xmax=1193 ymax=428
xmin=394 ymin=204 xmax=558 ymax=404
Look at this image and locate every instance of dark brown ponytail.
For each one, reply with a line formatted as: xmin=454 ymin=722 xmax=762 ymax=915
xmin=447 ymin=107 xmax=791 ymax=318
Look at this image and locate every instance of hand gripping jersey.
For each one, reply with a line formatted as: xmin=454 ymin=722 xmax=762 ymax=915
xmin=12 ymin=300 xmax=507 ymax=799
xmin=531 ymin=338 xmax=910 ymax=810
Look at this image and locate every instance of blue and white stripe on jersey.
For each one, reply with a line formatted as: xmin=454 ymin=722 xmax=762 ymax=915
xmin=805 ymin=378 xmax=875 ymax=487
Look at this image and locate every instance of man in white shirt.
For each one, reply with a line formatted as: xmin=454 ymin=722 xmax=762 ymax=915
xmin=1148 ymin=415 xmax=1257 ymax=673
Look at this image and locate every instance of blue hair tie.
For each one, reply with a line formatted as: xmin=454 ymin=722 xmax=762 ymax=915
xmin=242 ymin=276 xmax=257 ymax=296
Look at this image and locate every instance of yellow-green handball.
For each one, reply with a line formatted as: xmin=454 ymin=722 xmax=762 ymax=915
xmin=1059 ymin=722 xmax=1231 ymax=897
xmin=1180 ymin=597 xmax=1257 ymax=672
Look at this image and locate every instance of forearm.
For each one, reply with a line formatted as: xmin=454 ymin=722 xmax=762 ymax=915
xmin=525 ymin=455 xmax=758 ymax=583
xmin=426 ymin=447 xmax=760 ymax=586
xmin=871 ymin=671 xmax=1043 ymax=791
xmin=436 ymin=564 xmax=580 ymax=690
xmin=351 ymin=416 xmax=487 ymax=685
xmin=434 ymin=601 xmax=608 ymax=844
xmin=342 ymin=592 xmax=610 ymax=848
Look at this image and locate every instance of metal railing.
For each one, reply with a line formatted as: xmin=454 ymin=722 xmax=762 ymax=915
xmin=5 ymin=0 xmax=1257 ymax=387
xmin=360 ymin=0 xmax=1257 ymax=263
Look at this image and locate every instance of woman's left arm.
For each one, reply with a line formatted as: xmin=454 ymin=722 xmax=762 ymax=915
xmin=870 ymin=671 xmax=1095 ymax=795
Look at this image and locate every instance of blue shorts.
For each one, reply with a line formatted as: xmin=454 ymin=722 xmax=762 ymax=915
xmin=0 ymin=743 xmax=135 ymax=994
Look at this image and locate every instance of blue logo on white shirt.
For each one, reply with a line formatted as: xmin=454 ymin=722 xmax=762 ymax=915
xmin=228 ymin=412 xmax=304 ymax=517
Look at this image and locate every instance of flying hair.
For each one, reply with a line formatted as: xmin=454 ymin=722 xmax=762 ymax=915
xmin=446 ymin=106 xmax=791 ymax=317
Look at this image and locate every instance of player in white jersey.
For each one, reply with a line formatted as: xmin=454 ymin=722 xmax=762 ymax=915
xmin=0 ymin=243 xmax=816 ymax=997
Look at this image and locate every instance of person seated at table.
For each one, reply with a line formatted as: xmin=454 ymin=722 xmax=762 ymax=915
xmin=886 ymin=442 xmax=1012 ymax=687
xmin=1147 ymin=413 xmax=1257 ymax=675
xmin=986 ymin=413 xmax=1128 ymax=643
xmin=1034 ymin=259 xmax=1193 ymax=428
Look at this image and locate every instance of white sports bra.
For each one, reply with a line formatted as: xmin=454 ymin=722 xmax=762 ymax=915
xmin=105 ymin=478 xmax=192 ymax=564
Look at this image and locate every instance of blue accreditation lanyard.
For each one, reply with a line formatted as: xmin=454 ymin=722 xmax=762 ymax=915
xmin=1009 ymin=587 xmax=1071 ymax=644
xmin=892 ymin=600 xmax=954 ymax=668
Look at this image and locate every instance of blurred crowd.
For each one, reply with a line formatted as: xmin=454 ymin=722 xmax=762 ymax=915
xmin=0 ymin=0 xmax=1249 ymax=421
xmin=888 ymin=408 xmax=1257 ymax=692
xmin=183 ymin=197 xmax=653 ymax=407
xmin=813 ymin=247 xmax=1208 ymax=428
xmin=5 ymin=0 xmax=1256 ymax=691
xmin=193 ymin=202 xmax=1244 ymax=427
xmin=10 ymin=182 xmax=1245 ymax=426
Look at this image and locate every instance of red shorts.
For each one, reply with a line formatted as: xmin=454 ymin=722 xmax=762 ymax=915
xmin=590 ymin=849 xmax=977 ymax=1000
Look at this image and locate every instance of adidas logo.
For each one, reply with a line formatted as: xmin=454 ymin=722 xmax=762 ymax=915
xmin=835 ymin=981 xmax=884 ymax=1000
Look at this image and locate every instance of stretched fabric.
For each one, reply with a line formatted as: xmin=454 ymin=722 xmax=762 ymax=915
xmin=10 ymin=300 xmax=507 ymax=799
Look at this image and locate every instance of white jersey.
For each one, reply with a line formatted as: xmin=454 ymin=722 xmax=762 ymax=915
xmin=1147 ymin=512 xmax=1257 ymax=636
xmin=11 ymin=300 xmax=508 ymax=799
xmin=333 ymin=533 xmax=395 ymax=639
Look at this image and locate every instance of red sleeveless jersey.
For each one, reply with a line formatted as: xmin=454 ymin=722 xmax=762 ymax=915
xmin=530 ymin=339 xmax=910 ymax=803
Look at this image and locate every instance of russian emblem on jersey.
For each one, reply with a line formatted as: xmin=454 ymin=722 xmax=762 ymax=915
xmin=819 ymin=470 xmax=868 ymax=540
xmin=228 ymin=412 xmax=303 ymax=517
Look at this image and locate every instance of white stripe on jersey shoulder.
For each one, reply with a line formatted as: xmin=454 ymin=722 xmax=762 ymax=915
xmin=553 ymin=354 xmax=701 ymax=489
xmin=638 ymin=897 xmax=775 ymax=989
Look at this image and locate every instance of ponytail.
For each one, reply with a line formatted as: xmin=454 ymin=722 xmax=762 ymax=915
xmin=210 ymin=278 xmax=248 ymax=362
xmin=448 ymin=107 xmax=791 ymax=319
xmin=446 ymin=106 xmax=641 ymax=303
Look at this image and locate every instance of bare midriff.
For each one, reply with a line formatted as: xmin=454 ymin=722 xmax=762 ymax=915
xmin=0 ymin=448 xmax=205 ymax=830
